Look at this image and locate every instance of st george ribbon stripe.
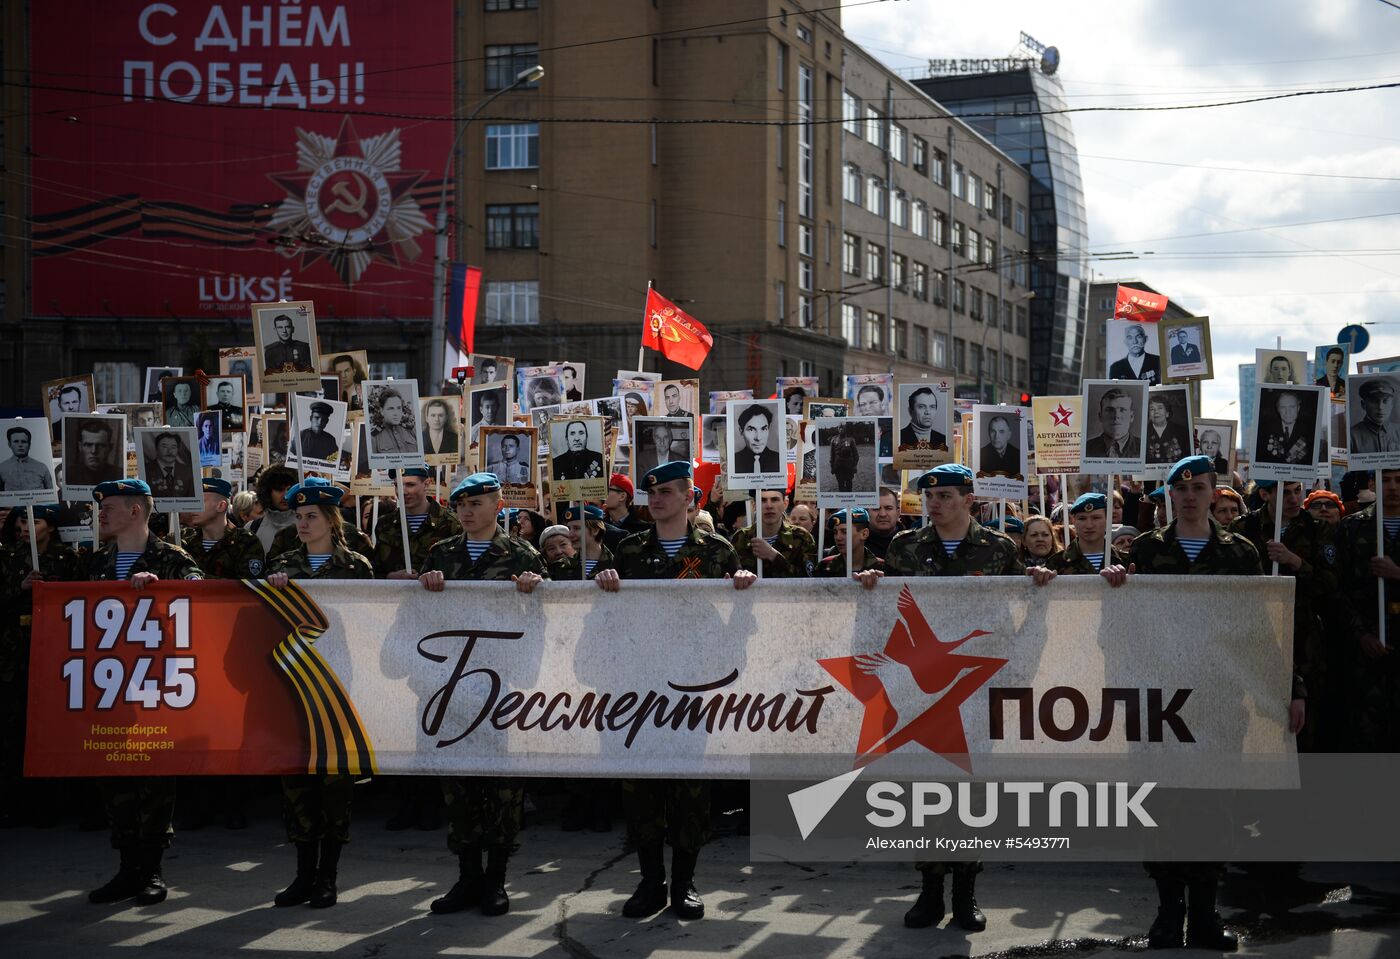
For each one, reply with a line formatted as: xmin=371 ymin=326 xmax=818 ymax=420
xmin=243 ymin=579 xmax=377 ymax=776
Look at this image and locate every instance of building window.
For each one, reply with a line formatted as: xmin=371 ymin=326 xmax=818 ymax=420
xmin=891 ymin=189 xmax=908 ymax=228
xmin=484 ymin=280 xmax=539 ymax=325
xmin=891 ymin=252 xmax=907 ymax=291
xmin=485 ymin=123 xmax=538 ymax=169
xmin=485 ymin=44 xmax=540 ymax=91
xmin=954 ymin=337 xmax=967 ymax=374
xmin=485 ymin=0 xmax=537 ymax=9
xmin=796 ymin=22 xmax=812 ymax=42
xmin=914 ymin=325 xmax=929 ymax=364
xmin=953 ymin=279 xmax=965 ymax=313
xmin=934 ymin=332 xmax=948 ymax=368
xmin=911 ymin=260 xmax=928 ymax=300
xmin=777 ymin=42 xmax=787 ymax=90
xmin=865 ymin=176 xmax=886 ymax=216
xmin=966 ymin=173 xmax=980 ymax=206
xmin=971 ymin=344 xmax=983 ymax=379
xmin=967 ymin=228 xmax=980 ymax=264
xmin=890 ymin=123 xmax=906 ymax=163
xmin=933 ymin=210 xmax=946 ymax=247
xmin=953 ymin=163 xmax=965 ymax=200
xmin=799 ymin=259 xmax=814 ymax=292
xmin=986 ymin=293 xmax=998 ymax=326
xmin=895 ymin=319 xmax=909 ymax=358
xmin=797 ymin=63 xmax=814 ymax=217
xmin=911 ymin=199 xmax=928 ymax=238
xmin=867 ymin=242 xmax=885 ymax=282
xmin=798 ymin=294 xmax=814 ymax=328
xmin=843 ymin=162 xmax=862 ymax=204
xmin=799 ymin=223 xmax=814 ymax=257
xmin=986 ymin=349 xmax=997 ymax=379
xmin=984 ymin=237 xmax=996 ymax=266
xmin=485 ymin=203 xmax=539 ymax=248
xmin=952 ymin=220 xmax=964 ymax=257
xmin=843 ymin=232 xmax=860 ymax=275
xmin=777 ymin=200 xmax=786 ymax=247
xmin=1016 ymin=305 xmax=1028 ymax=336
xmin=843 ymin=90 xmax=861 ymax=135
xmin=970 ymin=287 xmax=983 ymax=320
xmin=1002 ymin=300 xmax=1013 ymax=331
xmin=864 ymin=105 xmax=884 ymax=148
xmin=1017 ymin=358 xmax=1028 ymax=386
xmin=865 ymin=311 xmax=884 ymax=352
xmin=841 ymin=303 xmax=861 ymax=346
xmin=1015 ymin=203 xmax=1027 ymax=234
xmin=932 ymin=149 xmax=946 ymax=186
xmin=1002 ymin=193 xmax=1013 ymax=226
xmin=911 ymin=135 xmax=928 ymax=174
xmin=984 ymin=182 xmax=997 ymax=215
xmin=933 ymin=269 xmax=947 ymax=305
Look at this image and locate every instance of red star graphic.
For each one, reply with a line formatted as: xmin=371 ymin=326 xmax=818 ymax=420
xmin=818 ymin=586 xmax=1007 ymax=773
xmin=1051 ymin=403 xmax=1073 ymax=427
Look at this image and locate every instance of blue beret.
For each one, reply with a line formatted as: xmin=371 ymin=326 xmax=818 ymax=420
xmin=391 ymin=465 xmax=431 ymax=479
xmin=1147 ymin=486 xmax=1167 ymax=503
xmin=693 ymin=486 xmax=703 ymax=506
xmin=563 ymin=504 xmax=605 ymax=522
xmin=988 ymin=516 xmax=1025 ymax=533
xmin=1070 ymin=492 xmax=1106 ymax=515
xmin=1166 ymin=454 xmax=1215 ymax=487
xmin=916 ymin=463 xmax=974 ymax=490
xmin=202 ymin=477 xmax=233 ymax=498
xmin=30 ymin=504 xmax=61 ymax=523
xmin=1253 ymin=479 xmax=1278 ymax=490
xmin=643 ymin=460 xmax=692 ymax=490
xmin=450 ymin=472 xmax=501 ymax=502
xmin=287 ymin=477 xmax=343 ymax=508
xmin=832 ymin=507 xmax=870 ymax=527
xmin=93 ymin=478 xmax=151 ymax=501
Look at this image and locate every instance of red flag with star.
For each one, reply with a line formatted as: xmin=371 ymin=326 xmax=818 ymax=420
xmin=1113 ymin=285 xmax=1168 ymax=323
xmin=642 ymin=287 xmax=713 ymax=371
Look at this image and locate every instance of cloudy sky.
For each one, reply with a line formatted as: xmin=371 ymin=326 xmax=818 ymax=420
xmin=843 ymin=0 xmax=1400 ymax=418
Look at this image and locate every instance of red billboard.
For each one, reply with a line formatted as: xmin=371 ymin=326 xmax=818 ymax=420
xmin=28 ymin=2 xmax=454 ymax=319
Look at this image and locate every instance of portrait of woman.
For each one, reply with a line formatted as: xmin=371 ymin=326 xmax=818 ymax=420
xmin=369 ymin=386 xmax=418 ymax=454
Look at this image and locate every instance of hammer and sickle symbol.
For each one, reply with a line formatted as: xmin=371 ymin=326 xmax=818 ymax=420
xmin=327 ymin=175 xmax=370 ymax=220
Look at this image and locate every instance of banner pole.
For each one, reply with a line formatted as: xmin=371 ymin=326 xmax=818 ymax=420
xmin=1271 ymin=486 xmax=1283 ymax=577
xmin=639 ymin=280 xmax=651 ymax=373
xmin=816 ymin=507 xmax=826 ymax=561
xmin=26 ymin=506 xmax=40 ymax=575
xmin=370 ymin=495 xmax=379 ymax=548
xmin=845 ymin=510 xmax=854 ymax=578
xmin=1105 ymin=473 xmax=1114 ymax=567
xmin=1037 ymin=475 xmax=1045 ymax=516
xmin=395 ymin=472 xmax=413 ymax=574
xmin=755 ymin=489 xmax=764 ymax=578
xmin=289 ymin=396 xmax=305 ymax=484
xmin=1060 ymin=474 xmax=1070 ymax=546
xmin=1378 ymin=470 xmax=1387 ymax=648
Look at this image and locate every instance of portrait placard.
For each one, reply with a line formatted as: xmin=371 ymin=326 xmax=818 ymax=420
xmin=480 ymin=426 xmax=538 ymax=508
xmin=556 ymin=362 xmax=586 ymax=403
xmin=469 ymin=353 xmax=516 ymax=394
xmin=255 ymin=413 xmax=290 ymax=467
xmin=653 ymin=378 xmax=700 ymax=425
xmin=796 ymin=421 xmax=819 ymax=501
xmin=134 ymin=426 xmax=201 ymax=511
xmin=252 ymin=300 xmax=319 ymax=391
xmin=700 ymin=413 xmax=727 ymax=465
xmin=894 ymin=381 xmax=953 ymax=470
xmin=204 ymin=376 xmax=247 ymax=432
xmin=160 ymin=375 xmax=204 ymax=428
xmin=349 ymin=419 xmax=393 ymax=495
xmin=1255 ymin=349 xmax=1308 ymax=387
xmin=1080 ymin=379 xmax=1149 ymax=474
xmin=419 ymin=395 xmax=462 ymax=466
xmin=1251 ymin=384 xmax=1328 ymax=480
xmin=845 ymin=373 xmax=894 ymax=417
xmin=777 ymin=376 xmax=819 ymax=416
xmin=99 ymin=404 xmax=161 ymax=444
xmin=517 ymin=365 xmax=565 ymax=414
xmin=803 ymin=397 xmax=850 ymax=420
xmin=547 ymin=415 xmax=607 ymax=502
xmin=1142 ymin=384 xmax=1194 ymax=480
xmin=143 ymin=366 xmax=183 ymax=404
xmin=0 ymin=417 xmax=59 ymax=506
xmin=970 ymin=405 xmax=1029 ymax=498
xmin=614 ymin=378 xmax=656 ymax=446
xmin=630 ymin=416 xmax=693 ymax=504
xmin=1357 ymin=355 xmax=1400 ymax=375
xmin=813 ymin=416 xmax=879 ymax=509
xmin=1159 ymin=316 xmax=1213 ymax=382
xmin=1105 ymin=319 xmax=1161 ymax=385
xmin=57 ymin=502 xmax=94 ymax=544
xmin=1031 ymin=395 xmax=1083 ymax=475
xmin=217 ymin=347 xmax=258 ymax=397
xmin=288 ymin=395 xmax=347 ymax=471
xmin=1346 ymin=372 xmax=1400 ymax=469
xmin=361 ymin=380 xmax=423 ymax=469
xmin=42 ymin=374 xmax=94 ymax=448
xmin=1313 ymin=344 xmax=1348 ymax=401
xmin=726 ymin=399 xmax=787 ymax=491
xmin=322 ymin=350 xmax=369 ymax=410
xmin=468 ymin=383 xmax=509 ymax=454
xmin=708 ymin=390 xmax=753 ymax=414
xmin=194 ymin=411 xmax=223 ymax=469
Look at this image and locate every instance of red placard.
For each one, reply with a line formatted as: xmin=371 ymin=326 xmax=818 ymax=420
xmin=29 ymin=2 xmax=453 ymax=318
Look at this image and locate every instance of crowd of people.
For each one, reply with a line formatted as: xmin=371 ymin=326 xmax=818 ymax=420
xmin=2 ymin=442 xmax=1397 ymax=953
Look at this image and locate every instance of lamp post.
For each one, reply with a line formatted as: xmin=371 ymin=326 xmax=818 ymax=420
xmin=429 ymin=64 xmax=544 ymax=389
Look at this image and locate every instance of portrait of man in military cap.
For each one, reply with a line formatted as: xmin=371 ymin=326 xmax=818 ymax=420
xmin=62 ymin=413 xmax=125 ymax=493
xmin=1347 ymin=373 xmax=1400 ymax=467
xmin=161 ymin=376 xmax=203 ymax=428
xmin=814 ymin=416 xmax=878 ymax=506
xmin=483 ymin=427 xmax=536 ymax=488
xmin=252 ymin=299 xmax=320 ymax=391
xmin=0 ymin=417 xmax=57 ymax=503
xmin=291 ymin=394 xmax=345 ymax=466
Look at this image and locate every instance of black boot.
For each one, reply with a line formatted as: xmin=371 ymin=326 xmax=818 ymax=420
xmin=135 ymin=848 xmax=169 ymax=906
xmin=621 ymin=842 xmax=668 ymax=918
xmin=309 ymin=840 xmax=341 ymax=909
xmin=430 ymin=845 xmax=483 ymax=914
xmin=481 ymin=846 xmax=511 ymax=916
xmin=1147 ymin=878 xmax=1186 ymax=949
xmin=274 ymin=842 xmax=319 ymax=907
xmin=669 ymin=847 xmax=704 ymax=920
xmin=1186 ymin=879 xmax=1238 ymax=952
xmin=951 ymin=870 xmax=986 ymax=931
xmin=89 ymin=848 xmax=141 ymax=904
xmin=904 ymin=869 xmax=945 ymax=928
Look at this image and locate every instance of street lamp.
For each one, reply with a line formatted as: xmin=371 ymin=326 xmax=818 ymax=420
xmin=429 ymin=64 xmax=545 ymax=388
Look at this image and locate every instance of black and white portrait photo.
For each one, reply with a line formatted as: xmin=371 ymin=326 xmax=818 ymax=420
xmin=468 ymin=383 xmax=508 ymax=448
xmin=161 ymin=376 xmax=203 ymax=428
xmin=362 ymin=380 xmax=424 ymax=468
xmin=100 ymin=403 xmax=161 ymax=438
xmin=0 ymin=418 xmax=57 ymax=505
xmin=252 ymin=299 xmax=320 ymax=391
xmin=290 ymin=395 xmax=347 ymax=468
xmin=349 ymin=421 xmax=391 ymax=494
xmin=144 ymin=367 xmax=182 ymax=403
xmin=60 ymin=413 xmax=124 ymax=497
xmin=253 ymin=415 xmax=290 ymax=467
xmin=1081 ymin=379 xmax=1149 ymax=473
xmin=970 ymin=405 xmax=1029 ymax=496
xmin=895 ymin=382 xmax=952 ymax=470
xmin=135 ymin=426 xmax=201 ymax=510
xmin=1193 ymin=419 xmax=1237 ymax=478
xmin=517 ymin=366 xmax=565 ymax=414
xmin=322 ymin=351 xmax=369 ymax=410
xmin=195 ymin=411 xmax=223 ymax=468
xmin=804 ymin=398 xmax=850 ymax=420
xmin=1346 ymin=373 xmax=1400 ymax=468
xmin=1315 ymin=344 xmax=1348 ymax=400
xmin=595 ymin=396 xmax=624 ymax=438
xmin=1160 ymin=317 xmax=1212 ymax=381
xmin=43 ymin=374 xmax=94 ymax=447
xmin=1252 ymin=384 xmax=1327 ymax=480
xmin=548 ymin=416 xmax=607 ymax=502
xmin=420 ymin=396 xmax=462 ymax=465
xmin=1256 ymin=349 xmax=1308 ymax=386
xmin=814 ymin=417 xmax=879 ymax=508
xmin=470 ymin=354 xmax=515 ymax=389
xmin=630 ymin=417 xmax=693 ymax=482
xmin=558 ymin=362 xmax=586 ymax=403
xmin=777 ymin=376 xmax=819 ymax=416
xmin=1144 ymin=384 xmax=1194 ymax=474
xmin=726 ymin=399 xmax=786 ymax=490
xmin=482 ymin=428 xmax=536 ymax=487
xmin=205 ymin=376 xmax=246 ymax=431
xmin=700 ymin=413 xmax=726 ymax=465
xmin=846 ymin=373 xmax=895 ymax=417
xmin=1106 ymin=320 xmax=1161 ymax=385
xmin=655 ymin=379 xmax=700 ymax=421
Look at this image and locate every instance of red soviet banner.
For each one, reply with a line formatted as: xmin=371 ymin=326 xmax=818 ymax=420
xmin=24 ymin=580 xmax=366 ymax=778
xmin=28 ymin=2 xmax=453 ymax=318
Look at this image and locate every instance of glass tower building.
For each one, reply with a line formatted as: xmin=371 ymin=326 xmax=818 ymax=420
xmin=914 ymin=67 xmax=1088 ymax=395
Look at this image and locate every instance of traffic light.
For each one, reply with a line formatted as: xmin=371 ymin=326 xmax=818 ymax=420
xmin=1017 ymin=392 xmax=1032 ymax=405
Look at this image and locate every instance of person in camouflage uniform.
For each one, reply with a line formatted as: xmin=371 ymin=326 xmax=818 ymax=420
xmin=0 ymin=504 xmax=82 ymax=826
xmin=815 ymin=507 xmax=883 ymax=578
xmin=595 ymin=460 xmax=756 ymax=921
xmin=1128 ymin=455 xmax=1279 ymax=952
xmin=730 ymin=489 xmax=817 ymax=576
xmin=268 ymin=505 xmax=374 ymax=562
xmin=264 ymin=478 xmax=374 ymax=909
xmin=419 ymin=472 xmax=546 ymax=917
xmin=179 ymin=477 xmax=266 ymax=580
xmin=1047 ymin=493 xmax=1131 ymax=577
xmin=857 ymin=463 xmax=1056 ymax=934
xmin=85 ymin=480 xmax=202 ymax=907
xmin=1335 ymin=466 xmax=1400 ymax=752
